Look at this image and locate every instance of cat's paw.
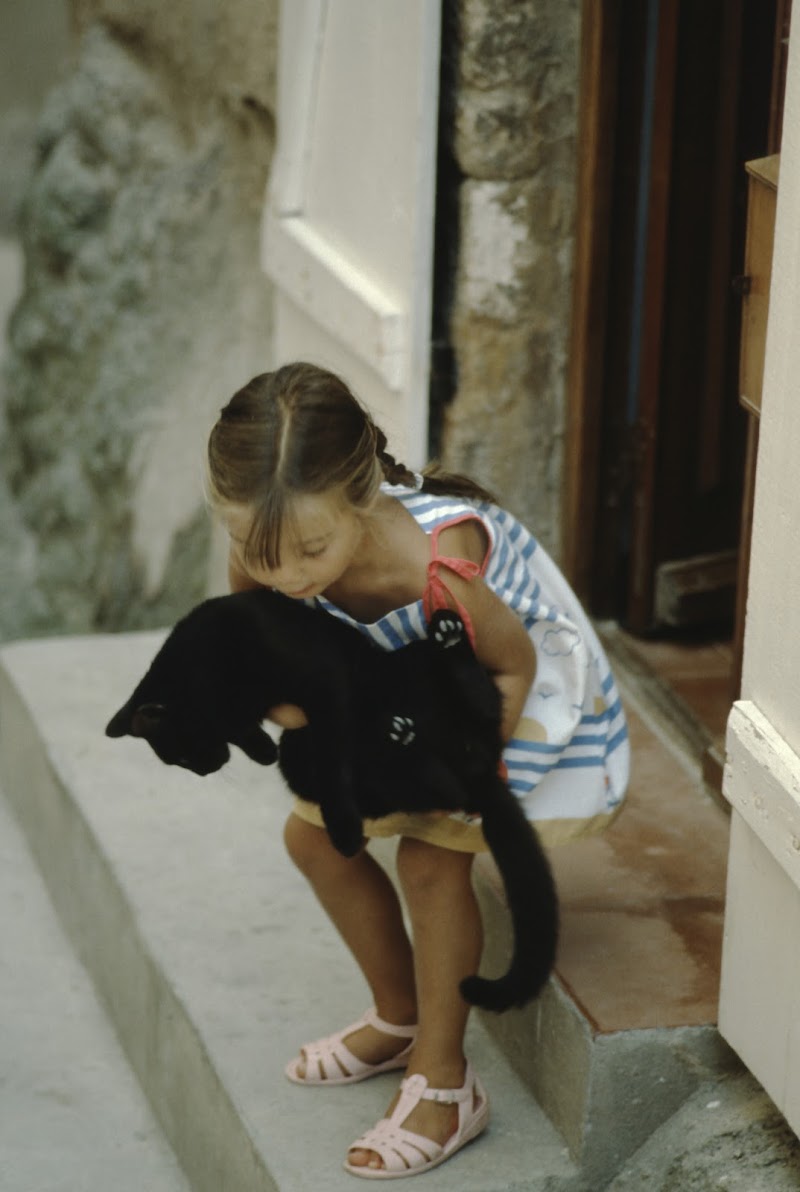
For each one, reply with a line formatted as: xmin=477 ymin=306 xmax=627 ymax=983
xmin=389 ymin=714 xmax=416 ymax=746
xmin=430 ymin=610 xmax=465 ymax=650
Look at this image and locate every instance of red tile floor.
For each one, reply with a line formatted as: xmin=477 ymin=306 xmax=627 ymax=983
xmin=544 ymin=632 xmax=735 ymax=1035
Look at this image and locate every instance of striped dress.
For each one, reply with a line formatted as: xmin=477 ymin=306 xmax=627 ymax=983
xmin=312 ymin=485 xmax=630 ymax=848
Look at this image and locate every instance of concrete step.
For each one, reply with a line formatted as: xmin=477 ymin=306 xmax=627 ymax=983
xmin=0 ymin=630 xmax=583 ymax=1192
xmin=0 ymin=782 xmax=190 ymax=1192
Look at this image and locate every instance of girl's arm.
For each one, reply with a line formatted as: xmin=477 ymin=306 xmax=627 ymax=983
xmin=436 ymin=522 xmax=536 ymax=742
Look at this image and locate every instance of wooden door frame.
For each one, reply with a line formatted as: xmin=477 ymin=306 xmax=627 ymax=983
xmin=562 ymin=0 xmax=620 ymax=606
xmin=562 ymin=0 xmax=684 ymax=626
xmin=563 ymin=0 xmax=787 ymax=624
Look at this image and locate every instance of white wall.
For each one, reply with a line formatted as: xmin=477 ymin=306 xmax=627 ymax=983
xmin=740 ymin=27 xmax=800 ymax=733
xmin=719 ymin=18 xmax=800 ymax=1136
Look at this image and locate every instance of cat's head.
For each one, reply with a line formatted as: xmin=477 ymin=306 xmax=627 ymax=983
xmin=106 ymin=697 xmax=234 ymax=775
xmin=105 ymin=605 xmax=280 ymax=776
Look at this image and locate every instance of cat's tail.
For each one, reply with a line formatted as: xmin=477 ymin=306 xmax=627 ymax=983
xmin=460 ymin=779 xmax=559 ymax=1013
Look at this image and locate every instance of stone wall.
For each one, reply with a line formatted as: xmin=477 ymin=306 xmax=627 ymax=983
xmin=0 ymin=1 xmax=277 ymax=639
xmin=441 ymin=0 xmax=580 ymax=557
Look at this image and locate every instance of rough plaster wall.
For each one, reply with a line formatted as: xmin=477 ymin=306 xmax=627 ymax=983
xmin=443 ymin=0 xmax=580 ymax=558
xmin=0 ymin=2 xmax=277 ymax=640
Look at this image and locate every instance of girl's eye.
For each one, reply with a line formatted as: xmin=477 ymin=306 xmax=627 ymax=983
xmin=303 ymin=546 xmax=327 ymax=559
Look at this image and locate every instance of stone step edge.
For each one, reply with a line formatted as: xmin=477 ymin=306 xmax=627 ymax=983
xmin=0 ymin=661 xmax=279 ymax=1192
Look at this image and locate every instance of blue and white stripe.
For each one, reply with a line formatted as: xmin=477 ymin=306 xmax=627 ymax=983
xmin=315 ymin=486 xmax=630 ymax=830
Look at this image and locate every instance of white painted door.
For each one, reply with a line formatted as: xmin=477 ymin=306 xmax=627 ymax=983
xmin=263 ymin=0 xmax=441 ymax=466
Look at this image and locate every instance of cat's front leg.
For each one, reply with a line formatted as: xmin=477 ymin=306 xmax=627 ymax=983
xmin=234 ymin=724 xmax=279 ymax=766
xmin=428 ymin=610 xmax=502 ymax=726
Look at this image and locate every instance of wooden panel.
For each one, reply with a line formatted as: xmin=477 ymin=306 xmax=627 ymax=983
xmin=738 ymin=156 xmax=779 ymax=416
xmin=654 ymin=549 xmax=738 ymax=627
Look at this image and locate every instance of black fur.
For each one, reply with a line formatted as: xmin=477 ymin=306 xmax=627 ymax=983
xmin=106 ymin=589 xmax=558 ymax=1011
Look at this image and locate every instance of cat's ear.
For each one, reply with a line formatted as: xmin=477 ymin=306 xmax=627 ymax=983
xmin=106 ymin=704 xmax=134 ymax=738
xmin=105 ymin=702 xmax=166 ymax=739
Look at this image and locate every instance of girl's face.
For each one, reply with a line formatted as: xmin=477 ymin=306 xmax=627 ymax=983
xmin=224 ymin=491 xmax=367 ymax=600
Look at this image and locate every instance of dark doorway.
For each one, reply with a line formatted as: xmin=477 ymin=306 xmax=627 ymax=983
xmin=565 ymin=0 xmax=787 ymax=637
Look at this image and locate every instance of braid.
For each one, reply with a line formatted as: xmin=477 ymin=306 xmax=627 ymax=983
xmin=419 ymin=461 xmax=497 ymax=504
xmin=374 ymin=427 xmax=418 ymax=488
xmin=373 ymin=416 xmax=497 ymax=504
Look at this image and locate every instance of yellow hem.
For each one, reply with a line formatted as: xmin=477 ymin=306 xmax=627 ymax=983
xmin=290 ymin=797 xmax=488 ymax=854
xmin=290 ymin=796 xmax=625 ymax=854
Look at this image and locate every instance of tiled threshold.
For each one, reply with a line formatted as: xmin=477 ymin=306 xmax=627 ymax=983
xmin=548 ymin=698 xmax=729 ymax=1034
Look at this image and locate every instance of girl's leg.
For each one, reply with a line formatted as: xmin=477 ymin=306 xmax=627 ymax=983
xmin=283 ymin=813 xmax=417 ymax=1072
xmin=348 ymin=836 xmax=483 ymax=1171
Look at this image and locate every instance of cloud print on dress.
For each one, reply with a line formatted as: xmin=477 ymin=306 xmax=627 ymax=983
xmin=540 ymin=626 xmax=581 ymax=657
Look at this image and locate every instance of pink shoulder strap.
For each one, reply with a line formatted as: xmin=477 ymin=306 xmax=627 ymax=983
xmin=422 ymin=516 xmax=486 ymax=647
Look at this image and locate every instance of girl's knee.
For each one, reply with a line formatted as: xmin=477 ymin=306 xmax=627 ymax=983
xmin=283 ymin=812 xmax=343 ymax=877
xmin=396 ymin=836 xmax=474 ymax=897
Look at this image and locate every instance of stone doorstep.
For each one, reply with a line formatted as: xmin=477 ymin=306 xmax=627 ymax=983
xmin=474 ymin=879 xmax=738 ymax=1190
xmin=0 ymin=632 xmax=580 ymax=1192
xmin=470 ymin=689 xmax=739 ymax=1186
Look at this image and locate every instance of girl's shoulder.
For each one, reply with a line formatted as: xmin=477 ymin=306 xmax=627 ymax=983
xmin=382 ymin=483 xmax=482 ymax=528
xmin=436 ymin=517 xmax=490 ymax=568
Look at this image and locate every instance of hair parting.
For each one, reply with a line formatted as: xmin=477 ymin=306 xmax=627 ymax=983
xmin=207 ymin=362 xmax=497 ymax=568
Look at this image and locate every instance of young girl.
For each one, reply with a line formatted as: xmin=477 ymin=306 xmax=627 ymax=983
xmin=206 ymin=362 xmax=629 ymax=1179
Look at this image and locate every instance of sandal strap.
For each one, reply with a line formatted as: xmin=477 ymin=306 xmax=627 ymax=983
xmin=302 ymin=1035 xmax=364 ymax=1082
xmin=363 ymin=1006 xmax=418 ymax=1039
xmin=290 ymin=1008 xmax=417 ymax=1084
xmin=400 ymin=1069 xmax=473 ymax=1105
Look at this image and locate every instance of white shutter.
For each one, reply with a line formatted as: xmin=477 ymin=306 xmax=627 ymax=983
xmin=263 ymin=0 xmax=441 ymax=464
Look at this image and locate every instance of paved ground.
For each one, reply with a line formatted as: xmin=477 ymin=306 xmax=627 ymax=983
xmin=609 ymin=1069 xmax=800 ymax=1191
xmin=0 ymin=790 xmax=190 ymax=1192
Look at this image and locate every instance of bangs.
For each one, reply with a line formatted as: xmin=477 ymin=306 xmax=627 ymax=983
xmin=243 ymin=489 xmax=298 ymax=571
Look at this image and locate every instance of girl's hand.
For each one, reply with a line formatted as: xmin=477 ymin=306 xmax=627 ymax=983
xmin=266 ymin=704 xmax=309 ymax=729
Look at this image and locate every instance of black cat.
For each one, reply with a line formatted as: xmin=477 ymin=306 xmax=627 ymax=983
xmin=106 ymin=588 xmax=558 ymax=1012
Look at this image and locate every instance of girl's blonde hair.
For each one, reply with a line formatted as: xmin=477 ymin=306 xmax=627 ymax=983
xmin=207 ymin=362 xmax=495 ymax=568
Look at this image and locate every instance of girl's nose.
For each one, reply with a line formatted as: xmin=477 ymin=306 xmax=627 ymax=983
xmin=271 ymin=563 xmax=304 ymax=590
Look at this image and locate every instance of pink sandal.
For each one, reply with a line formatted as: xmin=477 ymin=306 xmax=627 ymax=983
xmin=284 ymin=1007 xmax=417 ymax=1087
xmin=343 ymin=1062 xmax=490 ymax=1179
